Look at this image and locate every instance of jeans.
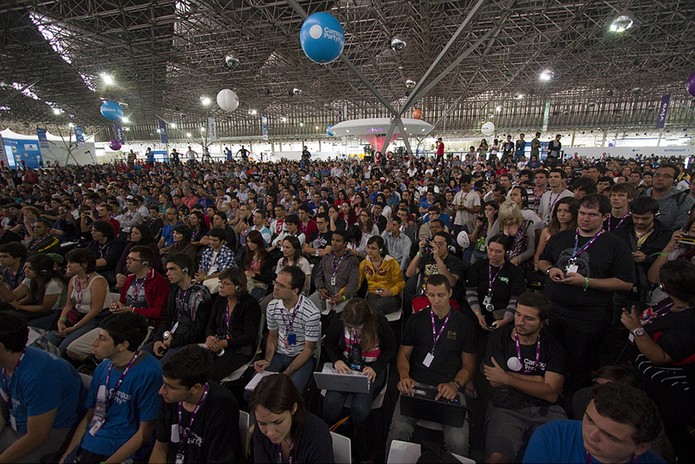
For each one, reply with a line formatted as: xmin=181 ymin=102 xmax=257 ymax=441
xmin=141 ymin=341 xmax=185 ymax=364
xmin=47 ymin=314 xmax=105 ymax=356
xmin=386 ymin=385 xmax=470 ymax=458
xmin=267 ymin=352 xmax=315 ymax=392
xmin=323 ymin=367 xmax=387 ymax=459
xmin=365 ymin=293 xmax=401 ymax=315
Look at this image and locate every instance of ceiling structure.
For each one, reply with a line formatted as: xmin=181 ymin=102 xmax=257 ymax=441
xmin=0 ymin=0 xmax=694 ymax=142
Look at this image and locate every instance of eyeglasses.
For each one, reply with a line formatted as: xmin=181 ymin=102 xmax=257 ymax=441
xmin=653 ymin=173 xmax=674 ymax=179
xmin=273 ymin=280 xmax=289 ymax=289
xmin=126 ymin=257 xmax=143 ymax=262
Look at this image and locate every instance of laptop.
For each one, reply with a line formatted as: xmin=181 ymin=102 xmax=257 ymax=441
xmin=400 ymin=385 xmax=468 ymax=427
xmin=314 ymin=363 xmax=371 ymax=394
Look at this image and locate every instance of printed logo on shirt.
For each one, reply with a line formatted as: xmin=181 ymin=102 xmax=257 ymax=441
xmin=499 ymin=276 xmax=509 ymax=284
xmin=109 ymin=389 xmax=132 ymax=405
xmin=447 ymin=330 xmax=457 ymax=340
xmin=182 ymin=427 xmax=203 ymax=447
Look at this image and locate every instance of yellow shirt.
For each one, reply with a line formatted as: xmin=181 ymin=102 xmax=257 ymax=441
xmin=359 ymin=255 xmax=405 ymax=296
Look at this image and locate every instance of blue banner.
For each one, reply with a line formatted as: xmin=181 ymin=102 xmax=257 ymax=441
xmin=113 ymin=122 xmax=125 ymax=143
xmin=158 ymin=118 xmax=168 ymax=144
xmin=36 ymin=127 xmax=49 ymax=149
xmin=2 ymin=138 xmax=43 ymax=168
xmin=74 ymin=126 xmax=85 ymax=146
xmin=656 ymin=94 xmax=671 ymax=129
xmin=261 ymin=113 xmax=269 ymax=141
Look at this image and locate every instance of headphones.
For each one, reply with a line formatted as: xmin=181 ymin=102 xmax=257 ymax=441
xmin=235 ymin=285 xmax=241 ymax=292
xmin=142 ymin=261 xmax=149 ymax=267
xmin=182 ymin=267 xmax=189 ymax=274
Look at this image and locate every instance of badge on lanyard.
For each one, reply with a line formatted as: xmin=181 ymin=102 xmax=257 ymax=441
xmin=482 ymin=295 xmax=493 ymax=311
xmin=423 ymin=352 xmax=435 ymax=367
xmin=287 ymin=333 xmax=297 ymax=346
xmin=566 ymin=261 xmax=579 ymax=274
xmin=175 ymin=453 xmax=185 ymax=464
xmin=171 ymin=423 xmax=181 ymax=443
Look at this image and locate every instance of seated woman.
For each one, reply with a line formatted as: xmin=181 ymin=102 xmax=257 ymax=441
xmin=188 ymin=210 xmax=209 ymax=247
xmin=467 ymin=200 xmax=499 ymax=266
xmin=47 ymin=248 xmax=113 ymax=354
xmin=275 ymin=236 xmax=311 ymax=294
xmin=239 ymin=230 xmax=274 ymax=301
xmin=359 ymin=236 xmax=405 ymax=315
xmin=466 ymin=234 xmax=526 ymax=331
xmin=252 ymin=374 xmax=334 ymax=464
xmin=621 ymin=260 xmax=695 ymax=462
xmin=165 ymin=223 xmax=198 ymax=266
xmin=203 ymin=267 xmax=262 ymax=382
xmin=487 ymin=200 xmax=536 ymax=274
xmin=86 ymin=220 xmax=125 ymax=288
xmin=0 ymin=254 xmax=66 ymax=330
xmin=114 ymin=223 xmax=161 ymax=289
xmin=323 ymin=298 xmax=396 ymax=463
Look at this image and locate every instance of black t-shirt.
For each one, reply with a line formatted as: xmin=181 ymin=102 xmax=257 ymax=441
xmin=467 ymin=259 xmax=525 ymax=323
xmin=485 ymin=326 xmax=567 ymax=409
xmin=417 ymin=253 xmax=465 ymax=294
xmin=155 ymin=381 xmax=241 ymax=464
xmin=253 ymin=413 xmax=334 ymax=464
xmin=402 ymin=308 xmax=476 ymax=386
xmin=540 ymin=229 xmax=634 ymax=308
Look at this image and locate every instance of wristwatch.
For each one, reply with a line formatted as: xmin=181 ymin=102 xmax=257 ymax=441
xmin=452 ymin=379 xmax=462 ymax=391
xmin=631 ymin=328 xmax=646 ymax=337
xmin=545 ymin=267 xmax=554 ymax=275
xmin=163 ymin=330 xmax=172 ymax=341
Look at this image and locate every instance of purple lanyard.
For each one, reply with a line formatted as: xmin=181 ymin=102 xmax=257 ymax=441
xmin=607 ymin=212 xmax=630 ymax=231
xmin=514 ymin=331 xmax=541 ymax=374
xmin=281 ymin=296 xmax=303 ymax=334
xmin=572 ymin=229 xmax=605 ymax=260
xmin=547 ymin=191 xmax=560 ymax=213
xmin=222 ymin=303 xmax=234 ymax=338
xmin=277 ymin=441 xmax=295 ymax=464
xmin=177 ymin=382 xmax=209 ymax=448
xmin=585 ymin=451 xmax=637 ymax=464
xmin=331 ymin=254 xmax=346 ymax=278
xmin=350 ymin=330 xmax=361 ymax=351
xmin=429 ymin=310 xmax=451 ymax=354
xmin=488 ymin=263 xmax=503 ymax=292
xmin=74 ymin=273 xmax=91 ymax=308
xmin=176 ymin=281 xmax=195 ymax=321
xmin=130 ymin=270 xmax=151 ymax=297
xmin=103 ymin=350 xmax=140 ymax=410
xmin=1 ymin=349 xmax=26 ymax=410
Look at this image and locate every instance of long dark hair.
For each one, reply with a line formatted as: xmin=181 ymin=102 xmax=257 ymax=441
xmin=244 ymin=230 xmax=268 ymax=269
xmin=251 ymin=374 xmax=307 ymax=441
xmin=130 ymin=223 xmax=154 ymax=245
xmin=547 ymin=197 xmax=578 ymax=235
xmin=341 ymin=298 xmax=379 ymax=351
xmin=281 ymin=236 xmax=302 ymax=267
xmin=26 ymin=254 xmax=65 ymax=304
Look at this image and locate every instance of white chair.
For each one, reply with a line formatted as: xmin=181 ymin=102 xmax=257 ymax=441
xmin=386 ymin=291 xmax=404 ymax=323
xmin=239 ymin=410 xmax=251 ymax=459
xmin=79 ymin=373 xmax=92 ymax=390
xmin=221 ymin=312 xmax=266 ymax=384
xmin=330 ymin=431 xmax=352 ymax=464
xmin=386 ymin=440 xmax=475 ymax=464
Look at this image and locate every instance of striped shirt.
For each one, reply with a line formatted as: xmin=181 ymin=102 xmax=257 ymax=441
xmin=341 ymin=328 xmax=381 ymax=363
xmin=266 ymin=296 xmax=320 ymax=357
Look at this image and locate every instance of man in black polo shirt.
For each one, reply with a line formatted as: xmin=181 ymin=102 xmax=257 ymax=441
xmin=150 ymin=345 xmax=241 ymax=463
xmin=538 ymin=194 xmax=634 ymax=392
xmin=386 ymin=274 xmax=476 ymax=457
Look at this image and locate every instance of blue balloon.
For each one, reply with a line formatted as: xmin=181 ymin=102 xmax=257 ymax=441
xmin=326 ymin=125 xmax=335 ymax=137
xmin=300 ymin=12 xmax=345 ymax=64
xmin=100 ymin=100 xmax=123 ymax=121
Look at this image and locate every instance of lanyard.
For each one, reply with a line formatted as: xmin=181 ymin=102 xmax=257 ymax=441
xmin=640 ymin=302 xmax=674 ymax=325
xmin=175 ymin=281 xmax=195 ymax=322
xmin=331 ymin=254 xmax=346 ymax=278
xmin=635 ymin=229 xmax=653 ymax=250
xmin=1 ymin=349 xmax=26 ymax=411
xmin=177 ymin=383 xmax=209 ymax=449
xmin=276 ymin=441 xmax=295 ymax=464
xmin=281 ymin=296 xmax=303 ymax=334
xmin=571 ymin=229 xmax=605 ymax=260
xmin=607 ymin=212 xmax=630 ymax=231
xmin=488 ymin=262 xmax=503 ymax=292
xmin=547 ymin=191 xmax=560 ymax=214
xmin=514 ymin=331 xmax=540 ymax=374
xmin=130 ymin=270 xmax=151 ymax=298
xmin=429 ymin=309 xmax=451 ymax=354
xmin=103 ymin=350 xmax=140 ymax=410
xmin=75 ymin=273 xmax=91 ymax=308
xmin=222 ymin=300 xmax=235 ymax=338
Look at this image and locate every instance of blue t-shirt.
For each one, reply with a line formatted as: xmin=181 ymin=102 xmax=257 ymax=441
xmin=81 ymin=352 xmax=162 ymax=456
xmin=523 ymin=420 xmax=664 ymax=464
xmin=0 ymin=347 xmax=83 ymax=433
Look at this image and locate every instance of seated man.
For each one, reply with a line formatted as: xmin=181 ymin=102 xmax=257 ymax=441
xmin=0 ymin=313 xmax=83 ymax=463
xmin=65 ymin=246 xmax=171 ymax=362
xmin=253 ymin=266 xmax=320 ymax=392
xmin=386 ymin=274 xmax=477 ymax=457
xmin=195 ymin=228 xmax=236 ymax=292
xmin=523 ymin=383 xmax=664 ymax=463
xmin=382 ymin=216 xmax=412 ymax=271
xmin=270 ymin=214 xmax=306 ymax=250
xmin=25 ymin=217 xmax=60 ymax=256
xmin=61 ymin=312 xmax=162 ymax=463
xmin=146 ymin=254 xmax=212 ymax=363
xmin=308 ymin=229 xmax=360 ymax=314
xmin=150 ymin=345 xmax=241 ymax=463
xmin=482 ymin=292 xmax=568 ymax=463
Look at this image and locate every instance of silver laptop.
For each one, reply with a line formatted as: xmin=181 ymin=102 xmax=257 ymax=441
xmin=314 ymin=364 xmax=371 ymax=394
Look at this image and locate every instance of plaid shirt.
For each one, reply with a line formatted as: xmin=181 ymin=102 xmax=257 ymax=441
xmin=199 ymin=245 xmax=236 ymax=274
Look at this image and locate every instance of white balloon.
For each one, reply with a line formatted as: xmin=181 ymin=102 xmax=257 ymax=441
xmin=216 ymin=89 xmax=239 ymax=112
xmin=481 ymin=121 xmax=495 ymax=136
xmin=457 ymin=231 xmax=470 ymax=249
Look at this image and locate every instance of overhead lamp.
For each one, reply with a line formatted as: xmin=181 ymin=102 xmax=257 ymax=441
xmin=405 ymin=79 xmax=416 ymax=89
xmin=200 ymin=96 xmax=211 ymax=106
xmin=281 ymin=117 xmax=287 ymax=122
xmin=68 ymin=122 xmax=74 ymax=127
xmin=200 ymin=126 xmax=206 ymax=132
xmin=170 ymin=122 xmax=177 ymax=128
xmin=539 ymin=69 xmax=554 ymax=82
xmin=609 ymin=11 xmax=634 ymax=33
xmin=52 ymin=108 xmax=63 ymax=115
xmin=100 ymin=72 xmax=115 ymax=86
xmin=185 ymin=132 xmax=192 ymax=138
xmin=124 ymin=127 xmax=130 ymax=131
xmin=248 ymin=109 xmax=258 ymax=115
xmin=156 ymin=128 xmax=162 ymax=134
xmin=224 ymin=52 xmax=240 ymax=69
xmin=390 ymin=35 xmax=406 ymax=52
xmin=299 ymin=122 xmax=304 ymax=127
xmin=495 ymin=105 xmax=502 ymax=112
xmin=121 ymin=116 xmax=130 ymax=123
xmin=291 ymin=88 xmax=302 ymax=96
xmin=315 ymin=125 xmax=319 ymax=130
xmin=514 ymin=94 xmax=524 ymax=100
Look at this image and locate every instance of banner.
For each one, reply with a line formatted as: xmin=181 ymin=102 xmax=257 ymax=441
xmin=261 ymin=113 xmax=269 ymax=141
xmin=36 ymin=127 xmax=49 ymax=149
xmin=2 ymin=138 xmax=43 ymax=168
xmin=541 ymin=99 xmax=551 ymax=132
xmin=113 ymin=122 xmax=125 ymax=144
xmin=158 ymin=118 xmax=168 ymax=144
xmin=74 ymin=126 xmax=85 ymax=147
xmin=656 ymin=94 xmax=671 ymax=129
xmin=207 ymin=117 xmax=217 ymax=142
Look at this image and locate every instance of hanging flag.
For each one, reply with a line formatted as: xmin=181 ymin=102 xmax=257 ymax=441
xmin=542 ymin=99 xmax=551 ymax=132
xmin=113 ymin=122 xmax=125 ymax=143
xmin=261 ymin=113 xmax=269 ymax=141
xmin=36 ymin=127 xmax=49 ymax=149
xmin=656 ymin=94 xmax=671 ymax=129
xmin=208 ymin=117 xmax=217 ymax=142
xmin=158 ymin=118 xmax=168 ymax=144
xmin=74 ymin=126 xmax=85 ymax=147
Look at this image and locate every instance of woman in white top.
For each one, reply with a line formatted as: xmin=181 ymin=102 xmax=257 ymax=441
xmin=275 ymin=236 xmax=311 ymax=291
xmin=47 ymin=248 xmax=113 ymax=354
xmin=0 ymin=254 xmax=66 ymax=330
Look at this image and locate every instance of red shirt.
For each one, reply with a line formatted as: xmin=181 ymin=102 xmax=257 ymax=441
xmin=436 ymin=141 xmax=445 ymax=156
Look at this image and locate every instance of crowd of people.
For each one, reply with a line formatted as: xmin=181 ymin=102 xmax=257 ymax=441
xmin=0 ymin=139 xmax=694 ymax=463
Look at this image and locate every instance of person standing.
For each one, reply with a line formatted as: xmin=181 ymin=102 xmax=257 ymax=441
xmin=453 ymin=175 xmax=480 ymax=235
xmin=637 ymin=163 xmax=694 ymax=231
xmin=436 ymin=137 xmax=445 ymax=165
xmin=530 ymin=132 xmax=541 ymax=158
xmin=514 ymin=133 xmax=526 ymax=162
xmin=538 ymin=168 xmax=574 ymax=226
xmin=537 ymin=194 xmax=634 ymax=391
xmin=547 ymin=134 xmax=562 ymax=158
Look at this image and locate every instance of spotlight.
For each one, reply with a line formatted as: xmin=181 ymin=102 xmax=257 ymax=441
xmin=539 ymin=69 xmax=554 ymax=82
xmin=405 ymin=79 xmax=416 ymax=89
xmin=224 ymin=53 xmax=240 ymax=69
xmin=609 ymin=11 xmax=634 ymax=33
xmin=390 ymin=36 xmax=406 ymax=52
